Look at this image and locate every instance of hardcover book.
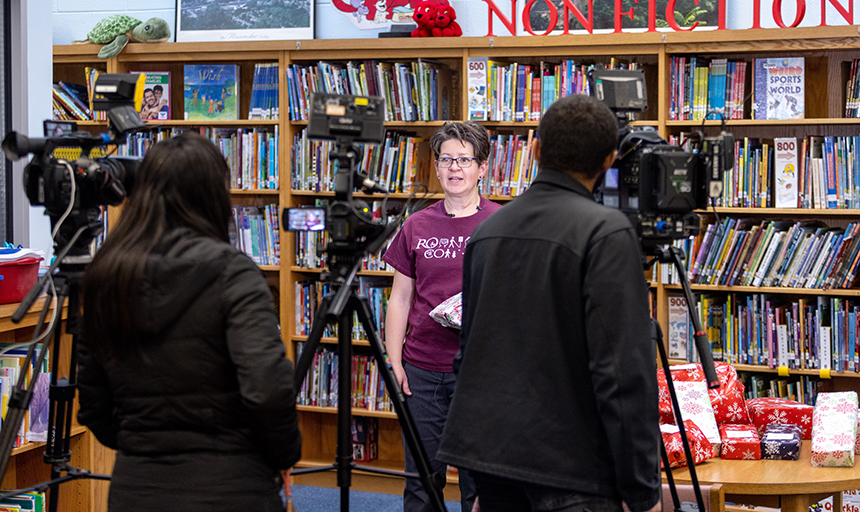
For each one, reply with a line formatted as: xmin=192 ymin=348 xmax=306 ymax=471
xmin=753 ymin=57 xmax=805 ymax=120
xmin=184 ymin=64 xmax=239 ymax=121
xmin=131 ymin=71 xmax=171 ymax=120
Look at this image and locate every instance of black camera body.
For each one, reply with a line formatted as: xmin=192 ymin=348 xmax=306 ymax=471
xmin=2 ymin=74 xmax=147 ymax=253
xmin=590 ymin=68 xmax=733 ymax=247
xmin=286 ymin=93 xmax=393 ymax=275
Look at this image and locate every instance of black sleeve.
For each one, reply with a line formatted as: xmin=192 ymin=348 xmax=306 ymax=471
xmin=77 ymin=342 xmax=120 ymax=450
xmin=222 ymin=254 xmax=302 ymax=469
xmin=583 ymin=227 xmax=661 ymax=512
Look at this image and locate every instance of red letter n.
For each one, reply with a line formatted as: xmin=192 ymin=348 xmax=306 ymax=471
xmin=483 ymin=0 xmax=517 ymax=37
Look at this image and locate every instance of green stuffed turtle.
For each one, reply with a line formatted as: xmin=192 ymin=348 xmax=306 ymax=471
xmin=73 ymin=15 xmax=171 ymax=59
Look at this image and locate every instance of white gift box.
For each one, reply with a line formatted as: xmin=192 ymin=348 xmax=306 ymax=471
xmin=811 ymin=391 xmax=858 ymax=467
xmin=674 ymin=380 xmax=721 ymax=457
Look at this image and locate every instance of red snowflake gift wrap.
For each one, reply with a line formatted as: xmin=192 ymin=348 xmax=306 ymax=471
xmin=661 ymin=420 xmax=714 ymax=468
xmin=719 ymin=424 xmax=761 ymax=460
xmin=657 ymin=362 xmax=750 ymax=425
xmin=746 ymin=397 xmax=813 ymax=439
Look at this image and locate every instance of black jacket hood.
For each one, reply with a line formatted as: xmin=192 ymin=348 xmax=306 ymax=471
xmin=136 ymin=229 xmax=231 ymax=334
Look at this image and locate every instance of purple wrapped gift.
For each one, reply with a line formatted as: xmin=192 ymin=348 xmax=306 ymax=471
xmin=761 ymin=423 xmax=802 ymax=460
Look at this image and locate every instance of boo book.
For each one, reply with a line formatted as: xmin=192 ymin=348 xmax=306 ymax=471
xmin=753 ymin=57 xmax=805 ymax=120
xmin=184 ymin=64 xmax=239 ymax=121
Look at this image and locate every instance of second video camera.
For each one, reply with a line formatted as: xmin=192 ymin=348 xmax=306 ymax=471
xmin=591 ymin=68 xmax=734 ymax=248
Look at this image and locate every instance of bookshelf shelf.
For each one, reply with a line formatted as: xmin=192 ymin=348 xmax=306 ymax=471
xmin=296 ymin=405 xmax=396 ymax=419
xmin=292 ymin=335 xmax=371 ymax=347
xmin=146 ymin=119 xmax=280 ymax=126
xmin=230 ymin=189 xmax=280 ymax=195
xmin=291 ymin=266 xmax=393 ymax=277
xmin=696 ymin=208 xmax=860 ymax=215
xmin=667 ymin=118 xmax=860 ymax=127
xmin=664 ymin=283 xmax=860 ymax=296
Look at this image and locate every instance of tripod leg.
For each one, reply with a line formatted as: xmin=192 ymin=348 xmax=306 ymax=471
xmin=350 ymin=295 xmax=446 ymax=512
xmin=335 ymin=307 xmax=353 ymax=512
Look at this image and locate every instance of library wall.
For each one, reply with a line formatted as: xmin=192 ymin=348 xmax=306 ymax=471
xmin=51 ymin=0 xmax=860 ymax=45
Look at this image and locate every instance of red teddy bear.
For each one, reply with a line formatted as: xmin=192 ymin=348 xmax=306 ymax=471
xmin=432 ymin=4 xmax=462 ymax=37
xmin=411 ymin=1 xmax=438 ymax=37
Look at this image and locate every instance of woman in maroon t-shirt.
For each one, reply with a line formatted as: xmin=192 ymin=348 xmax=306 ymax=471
xmin=383 ymin=121 xmax=502 ymax=512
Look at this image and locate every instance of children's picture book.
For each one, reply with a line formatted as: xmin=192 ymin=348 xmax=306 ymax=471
xmin=753 ymin=57 xmax=805 ymax=120
xmin=131 ymin=71 xmax=171 ymax=120
xmin=184 ymin=64 xmax=239 ymax=121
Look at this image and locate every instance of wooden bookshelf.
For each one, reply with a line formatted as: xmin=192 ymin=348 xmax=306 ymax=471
xmin=52 ymin=24 xmax=860 ymax=496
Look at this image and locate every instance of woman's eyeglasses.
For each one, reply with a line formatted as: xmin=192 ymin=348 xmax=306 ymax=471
xmin=437 ymin=157 xmax=475 ymax=168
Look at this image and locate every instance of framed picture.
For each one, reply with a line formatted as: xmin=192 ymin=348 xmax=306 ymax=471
xmin=175 ymin=0 xmax=314 ymax=42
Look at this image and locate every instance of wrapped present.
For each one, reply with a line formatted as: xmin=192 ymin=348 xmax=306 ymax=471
xmin=719 ymin=424 xmax=761 ymax=460
xmin=811 ymin=391 xmax=858 ymax=467
xmin=661 ymin=420 xmax=714 ymax=468
xmin=672 ymin=380 xmax=721 ymax=457
xmin=761 ymin=423 xmax=802 ymax=460
xmin=429 ymin=292 xmax=462 ymax=329
xmin=746 ymin=397 xmax=813 ymax=439
xmin=657 ymin=362 xmax=750 ymax=425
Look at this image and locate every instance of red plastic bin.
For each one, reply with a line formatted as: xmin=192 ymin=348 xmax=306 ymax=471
xmin=0 ymin=257 xmax=42 ymax=304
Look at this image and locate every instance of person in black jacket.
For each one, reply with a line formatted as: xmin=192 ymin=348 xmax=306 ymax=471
xmin=438 ymin=95 xmax=661 ymax=512
xmin=78 ymin=132 xmax=301 ymax=511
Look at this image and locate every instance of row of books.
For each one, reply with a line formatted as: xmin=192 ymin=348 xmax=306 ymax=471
xmin=293 ymin=199 xmax=401 ymax=271
xmin=294 ymin=229 xmax=397 ymax=272
xmin=467 ymin=58 xmax=595 ymax=122
xmin=291 ymin=128 xmax=431 ymax=194
xmin=285 ymin=59 xmax=454 ymax=122
xmin=295 ymin=344 xmax=393 ymax=412
xmin=52 ymin=81 xmax=93 ymax=121
xmin=114 ymin=126 xmax=279 ymax=191
xmin=669 ymin=57 xmax=803 ymax=120
xmin=0 ymin=344 xmax=51 ymax=449
xmin=707 ymin=135 xmax=860 ymax=210
xmin=295 ymin=277 xmax=392 ymax=341
xmin=669 ymin=57 xmax=747 ymax=121
xmin=0 ymin=491 xmax=45 ymax=511
xmin=669 ymin=293 xmax=860 ymax=372
xmin=229 ymin=205 xmax=280 ymax=266
xmin=84 ymin=67 xmax=107 ymax=121
xmin=741 ymin=373 xmax=820 ymax=404
xmin=249 ymin=63 xmax=280 ymax=120
xmin=480 ymin=129 xmax=539 ymax=197
xmin=684 ymin=219 xmax=860 ymax=290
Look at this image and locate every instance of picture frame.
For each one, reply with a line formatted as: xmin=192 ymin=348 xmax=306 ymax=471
xmin=175 ymin=0 xmax=314 ymax=42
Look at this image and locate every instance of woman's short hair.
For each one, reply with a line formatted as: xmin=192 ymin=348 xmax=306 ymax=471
xmin=429 ymin=121 xmax=491 ymax=164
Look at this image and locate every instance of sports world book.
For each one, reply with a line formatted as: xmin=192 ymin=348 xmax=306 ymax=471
xmin=753 ymin=57 xmax=805 ymax=120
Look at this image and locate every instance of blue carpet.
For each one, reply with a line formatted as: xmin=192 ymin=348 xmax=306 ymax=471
xmin=291 ymin=484 xmax=461 ymax=511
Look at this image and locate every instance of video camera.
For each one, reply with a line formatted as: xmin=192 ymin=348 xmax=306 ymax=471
xmin=590 ymin=67 xmax=734 ymax=248
xmin=284 ymin=93 xmax=395 ymax=277
xmin=2 ymin=73 xmax=148 ymax=254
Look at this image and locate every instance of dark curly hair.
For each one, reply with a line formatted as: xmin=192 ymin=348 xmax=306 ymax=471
xmin=538 ymin=95 xmax=618 ymax=179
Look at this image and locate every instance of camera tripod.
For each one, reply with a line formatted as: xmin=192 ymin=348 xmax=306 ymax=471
xmin=0 ymin=220 xmax=111 ymax=512
xmin=646 ymin=244 xmax=720 ymax=512
xmin=290 ymin=134 xmax=445 ymax=512
xmin=291 ymin=252 xmax=446 ymax=512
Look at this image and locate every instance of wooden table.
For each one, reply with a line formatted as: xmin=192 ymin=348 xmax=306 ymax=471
xmin=666 ymin=443 xmax=860 ymax=512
